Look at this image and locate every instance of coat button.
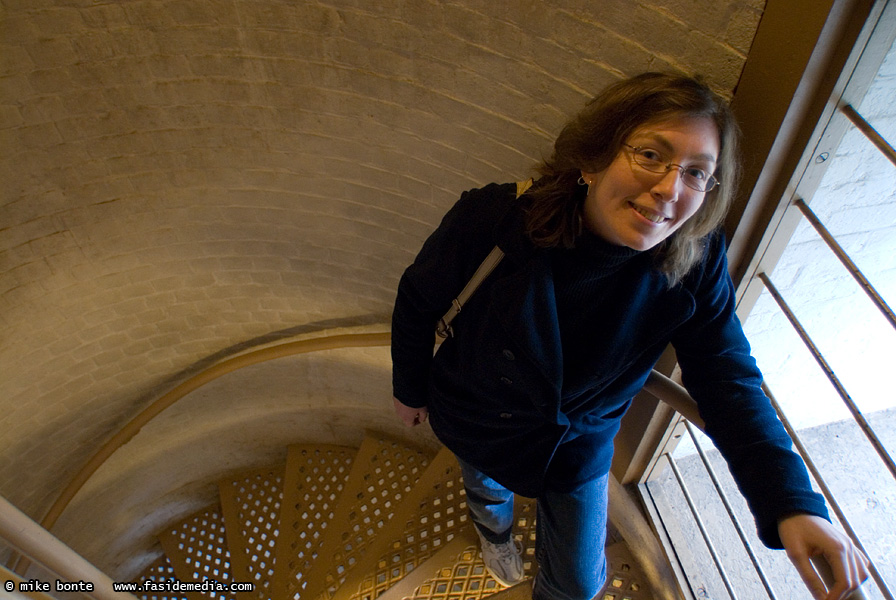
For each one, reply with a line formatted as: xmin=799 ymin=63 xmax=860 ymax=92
xmin=500 ymin=412 xmax=513 ymax=419
xmin=500 ymin=376 xmax=513 ymax=386
xmin=502 ymin=349 xmax=515 ymax=361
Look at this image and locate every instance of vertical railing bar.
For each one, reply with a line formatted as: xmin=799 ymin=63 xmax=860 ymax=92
xmin=667 ymin=454 xmax=740 ymax=600
xmin=841 ymin=103 xmax=896 ymax=167
xmin=793 ymin=198 xmax=896 ymax=330
xmin=758 ymin=272 xmax=896 ymax=480
xmin=762 ymin=382 xmax=894 ymax=600
xmin=684 ymin=421 xmax=779 ymax=600
xmin=640 ymin=482 xmax=701 ymax=600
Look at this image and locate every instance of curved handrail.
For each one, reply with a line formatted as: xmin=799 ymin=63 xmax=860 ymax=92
xmin=10 ymin=332 xmax=391 ymax=576
xmin=43 ymin=332 xmax=687 ymax=532
xmin=643 ymin=370 xmax=705 ymax=430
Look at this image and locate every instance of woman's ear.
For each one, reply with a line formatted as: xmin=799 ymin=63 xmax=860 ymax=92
xmin=581 ymin=169 xmax=604 ymax=188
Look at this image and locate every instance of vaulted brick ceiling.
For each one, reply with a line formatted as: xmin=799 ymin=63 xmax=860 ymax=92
xmin=0 ymin=0 xmax=764 ymax=578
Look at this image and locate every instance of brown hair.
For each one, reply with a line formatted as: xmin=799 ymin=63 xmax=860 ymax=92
xmin=526 ymin=72 xmax=741 ymax=286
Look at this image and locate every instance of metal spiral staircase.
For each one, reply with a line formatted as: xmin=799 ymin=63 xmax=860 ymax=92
xmin=131 ymin=433 xmax=654 ymax=600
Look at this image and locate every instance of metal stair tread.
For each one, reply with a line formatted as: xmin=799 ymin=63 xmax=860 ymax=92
xmin=328 ymin=447 xmax=469 ymax=600
xmin=218 ymin=464 xmax=285 ymax=598
xmin=271 ymin=443 xmax=357 ymax=600
xmin=288 ymin=433 xmax=433 ymax=599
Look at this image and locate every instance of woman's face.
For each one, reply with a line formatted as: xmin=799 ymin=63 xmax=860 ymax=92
xmin=581 ymin=116 xmax=720 ymax=251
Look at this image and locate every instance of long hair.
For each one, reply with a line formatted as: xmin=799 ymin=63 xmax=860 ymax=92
xmin=526 ymin=72 xmax=741 ymax=286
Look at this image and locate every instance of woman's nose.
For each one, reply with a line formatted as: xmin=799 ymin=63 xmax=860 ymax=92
xmin=650 ymin=168 xmax=682 ymax=202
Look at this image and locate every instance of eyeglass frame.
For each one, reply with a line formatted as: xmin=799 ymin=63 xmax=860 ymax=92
xmin=620 ymin=143 xmax=720 ymax=192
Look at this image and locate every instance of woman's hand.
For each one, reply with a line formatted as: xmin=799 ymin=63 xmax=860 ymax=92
xmin=393 ymin=397 xmax=429 ymax=427
xmin=778 ymin=513 xmax=869 ymax=600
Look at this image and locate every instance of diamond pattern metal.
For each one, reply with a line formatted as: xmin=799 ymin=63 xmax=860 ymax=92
xmin=346 ymin=450 xmax=470 ymax=600
xmin=219 ymin=466 xmax=284 ymax=598
xmin=136 ymin=554 xmax=191 ymax=600
xmin=301 ymin=435 xmax=432 ymax=599
xmin=159 ymin=505 xmax=237 ymax=600
xmin=272 ymin=444 xmax=356 ymax=600
xmin=599 ymin=543 xmax=653 ymax=600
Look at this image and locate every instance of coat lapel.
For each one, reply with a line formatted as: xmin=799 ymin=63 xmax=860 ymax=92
xmin=490 ymin=252 xmax=564 ymax=391
xmin=489 ymin=203 xmax=564 ymax=392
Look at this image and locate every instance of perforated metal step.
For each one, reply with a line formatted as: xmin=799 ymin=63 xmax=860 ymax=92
xmin=602 ymin=542 xmax=655 ymax=600
xmin=158 ymin=505 xmax=238 ymax=600
xmin=219 ymin=465 xmax=285 ymax=598
xmin=298 ymin=434 xmax=433 ymax=600
xmin=272 ymin=444 xmax=356 ymax=600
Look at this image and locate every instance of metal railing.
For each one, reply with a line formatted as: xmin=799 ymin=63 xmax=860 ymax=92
xmin=842 ymin=104 xmax=896 ymax=168
xmin=757 ymin=271 xmax=896 ymax=481
xmin=0 ymin=494 xmax=140 ymax=600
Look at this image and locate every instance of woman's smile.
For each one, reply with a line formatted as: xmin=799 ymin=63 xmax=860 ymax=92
xmin=630 ymin=201 xmax=671 ymax=224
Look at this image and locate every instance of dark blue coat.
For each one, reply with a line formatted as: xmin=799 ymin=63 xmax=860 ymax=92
xmin=392 ymin=182 xmax=828 ymax=548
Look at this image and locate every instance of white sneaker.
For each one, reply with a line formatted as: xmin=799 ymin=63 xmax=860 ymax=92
xmin=475 ymin=528 xmax=524 ymax=587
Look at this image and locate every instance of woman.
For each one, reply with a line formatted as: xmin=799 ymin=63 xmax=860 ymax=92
xmin=391 ymin=73 xmax=868 ymax=600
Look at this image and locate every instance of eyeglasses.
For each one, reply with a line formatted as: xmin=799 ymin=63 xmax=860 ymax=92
xmin=622 ymin=144 xmax=720 ymax=192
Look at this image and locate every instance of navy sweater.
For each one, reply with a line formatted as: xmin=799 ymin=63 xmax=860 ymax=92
xmin=392 ymin=182 xmax=828 ymax=548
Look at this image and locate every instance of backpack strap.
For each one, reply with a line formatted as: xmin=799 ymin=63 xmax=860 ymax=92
xmin=436 ymin=245 xmax=505 ymax=338
xmin=436 ymin=179 xmax=532 ymax=338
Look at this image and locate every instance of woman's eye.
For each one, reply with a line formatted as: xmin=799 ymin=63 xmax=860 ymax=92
xmin=685 ymin=167 xmax=707 ymax=180
xmin=638 ymin=148 xmax=663 ymax=162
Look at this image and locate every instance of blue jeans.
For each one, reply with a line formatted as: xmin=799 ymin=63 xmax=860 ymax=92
xmin=458 ymin=458 xmax=609 ymax=600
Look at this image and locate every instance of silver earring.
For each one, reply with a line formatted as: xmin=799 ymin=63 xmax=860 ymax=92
xmin=577 ymin=176 xmax=587 ymax=186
